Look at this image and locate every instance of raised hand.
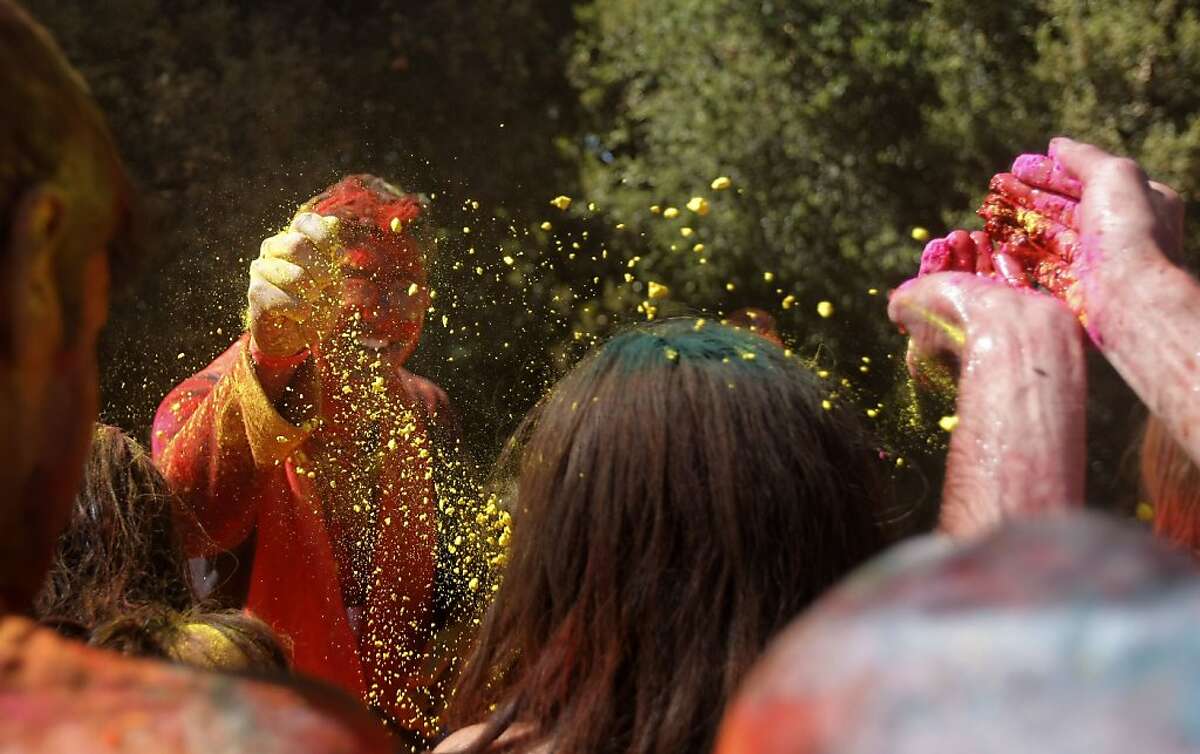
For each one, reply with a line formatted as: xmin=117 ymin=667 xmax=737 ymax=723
xmin=971 ymin=140 xmax=1183 ymax=325
xmin=247 ymin=212 xmax=343 ymax=359
xmin=889 ymin=272 xmax=1086 ymax=537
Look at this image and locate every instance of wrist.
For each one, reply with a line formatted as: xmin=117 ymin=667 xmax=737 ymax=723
xmin=1087 ymin=255 xmax=1189 ymax=348
xmin=249 ymin=338 xmax=311 ymax=371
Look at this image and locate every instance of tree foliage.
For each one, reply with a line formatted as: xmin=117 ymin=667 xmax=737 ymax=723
xmin=26 ymin=0 xmax=1200 ymax=510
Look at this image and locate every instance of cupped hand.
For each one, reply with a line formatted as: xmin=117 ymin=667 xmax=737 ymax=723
xmin=980 ymin=139 xmax=1184 ymax=320
xmin=889 ymin=271 xmax=1081 ymax=380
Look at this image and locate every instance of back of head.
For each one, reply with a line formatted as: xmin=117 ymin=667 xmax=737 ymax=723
xmin=0 ymin=0 xmax=134 ymax=611
xmin=717 ymin=511 xmax=1200 ymax=754
xmin=89 ymin=606 xmax=292 ymax=674
xmin=454 ymin=319 xmax=889 ymax=754
xmin=0 ymin=0 xmax=132 ymax=307
xmin=35 ymin=424 xmax=194 ymax=629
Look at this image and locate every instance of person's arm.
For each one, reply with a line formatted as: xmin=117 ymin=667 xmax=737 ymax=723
xmin=152 ymin=211 xmax=341 ymax=554
xmin=152 ymin=335 xmax=319 ymax=554
xmin=1030 ymin=139 xmax=1200 ymax=466
xmin=889 ymin=272 xmax=1087 ymax=538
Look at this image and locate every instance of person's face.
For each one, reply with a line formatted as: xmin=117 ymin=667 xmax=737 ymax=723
xmin=336 ymin=233 xmax=427 ymax=360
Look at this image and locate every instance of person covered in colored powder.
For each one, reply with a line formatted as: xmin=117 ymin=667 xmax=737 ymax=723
xmin=152 ymin=174 xmax=465 ymax=741
xmin=714 ymin=138 xmax=1200 ymax=754
xmin=0 ymin=2 xmax=389 ymax=749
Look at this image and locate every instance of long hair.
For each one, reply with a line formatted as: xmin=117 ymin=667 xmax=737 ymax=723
xmin=35 ymin=424 xmax=195 ymax=629
xmin=449 ymin=319 xmax=890 ymax=754
xmin=1142 ymin=415 xmax=1200 ymax=555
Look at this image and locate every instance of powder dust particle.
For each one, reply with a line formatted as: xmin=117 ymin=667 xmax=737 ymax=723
xmin=550 ymin=195 xmax=573 ymax=211
xmin=938 ymin=415 xmax=960 ymax=432
xmin=816 ymin=300 xmax=834 ymax=318
xmin=662 ymin=207 xmax=680 ymax=219
xmin=711 ymin=176 xmax=732 ymax=191
xmin=911 ymin=226 xmax=930 ymax=242
xmin=781 ymin=295 xmax=796 ymax=310
xmin=647 ymin=281 xmax=670 ymax=300
xmin=1135 ymin=502 xmax=1155 ymax=522
xmin=686 ymin=196 xmax=710 ymax=215
xmin=539 ymin=221 xmax=552 ymax=231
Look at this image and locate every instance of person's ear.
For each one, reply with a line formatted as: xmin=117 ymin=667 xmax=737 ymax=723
xmin=2 ymin=184 xmax=67 ymax=362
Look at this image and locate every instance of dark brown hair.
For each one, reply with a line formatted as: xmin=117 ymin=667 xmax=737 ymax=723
xmin=35 ymin=424 xmax=195 ymax=629
xmin=449 ymin=319 xmax=890 ymax=754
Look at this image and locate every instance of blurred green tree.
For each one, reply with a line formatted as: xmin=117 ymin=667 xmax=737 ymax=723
xmin=25 ymin=0 xmax=1200 ymax=517
xmin=569 ymin=0 xmax=1200 ymax=515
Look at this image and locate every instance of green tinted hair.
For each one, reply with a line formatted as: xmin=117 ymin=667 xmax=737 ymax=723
xmin=451 ymin=318 xmax=891 ymax=754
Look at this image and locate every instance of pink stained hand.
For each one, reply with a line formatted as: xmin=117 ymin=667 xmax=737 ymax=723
xmin=889 ymin=271 xmax=1087 ymax=537
xmin=993 ymin=141 xmax=1185 ymax=324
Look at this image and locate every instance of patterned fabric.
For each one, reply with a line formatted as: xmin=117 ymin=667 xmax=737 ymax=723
xmin=152 ymin=334 xmax=438 ymax=735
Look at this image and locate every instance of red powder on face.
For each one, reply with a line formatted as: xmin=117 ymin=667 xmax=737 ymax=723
xmin=308 ymin=174 xmax=430 ymax=351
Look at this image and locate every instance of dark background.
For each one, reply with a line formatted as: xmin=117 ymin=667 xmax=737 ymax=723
xmin=28 ymin=0 xmax=1200 ymax=525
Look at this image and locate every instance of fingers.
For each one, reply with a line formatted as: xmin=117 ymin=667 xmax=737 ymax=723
xmin=970 ymin=232 xmax=994 ymax=275
xmin=258 ymin=211 xmax=343 ymax=285
xmin=992 ymin=241 xmax=1030 ymax=288
xmin=290 ymin=211 xmax=341 ymax=252
xmin=919 ymin=231 xmax=983 ymax=276
xmin=248 ymin=275 xmax=313 ymax=325
xmin=887 ymin=273 xmax=977 ymax=358
xmin=946 ymin=230 xmax=976 ymax=271
xmin=1049 ymin=137 xmax=1148 ymax=186
xmin=989 ymin=172 xmax=1079 ymax=228
xmin=1011 ymin=153 xmax=1082 ymax=198
xmin=250 ymin=258 xmax=324 ymax=304
xmin=260 ymin=232 xmax=339 ymax=287
xmin=919 ymin=237 xmax=953 ymax=276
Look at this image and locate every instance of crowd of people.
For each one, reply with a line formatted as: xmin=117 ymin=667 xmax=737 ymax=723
xmin=4 ymin=1 xmax=1200 ymax=752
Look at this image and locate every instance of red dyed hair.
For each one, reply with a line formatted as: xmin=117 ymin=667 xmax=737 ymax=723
xmin=305 ymin=174 xmax=427 ymax=284
xmin=1142 ymin=415 xmax=1200 ymax=556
